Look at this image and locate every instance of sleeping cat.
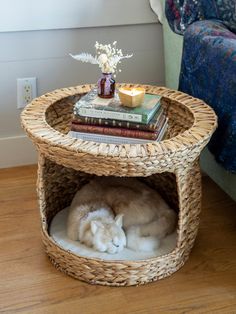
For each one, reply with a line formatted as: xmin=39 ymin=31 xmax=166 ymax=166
xmin=67 ymin=177 xmax=177 ymax=254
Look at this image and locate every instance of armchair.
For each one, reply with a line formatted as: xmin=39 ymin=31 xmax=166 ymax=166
xmin=159 ymin=0 xmax=236 ymax=200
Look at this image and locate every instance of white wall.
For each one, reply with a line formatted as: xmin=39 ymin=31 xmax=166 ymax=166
xmin=0 ymin=23 xmax=164 ymax=168
xmin=0 ymin=0 xmax=157 ymax=32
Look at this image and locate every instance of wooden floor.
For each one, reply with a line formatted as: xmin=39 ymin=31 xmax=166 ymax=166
xmin=0 ymin=165 xmax=236 ymax=314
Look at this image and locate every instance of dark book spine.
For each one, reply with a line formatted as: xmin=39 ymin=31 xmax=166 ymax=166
xmin=71 ymin=123 xmax=160 ymax=140
xmin=72 ymin=108 xmax=164 ymax=132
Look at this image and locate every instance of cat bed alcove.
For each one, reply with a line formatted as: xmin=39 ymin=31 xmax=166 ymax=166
xmin=50 ymin=207 xmax=178 ymax=261
xmin=21 ymin=84 xmax=217 ymax=286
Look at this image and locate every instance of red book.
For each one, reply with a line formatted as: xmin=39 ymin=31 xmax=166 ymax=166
xmin=71 ymin=115 xmax=166 ymax=140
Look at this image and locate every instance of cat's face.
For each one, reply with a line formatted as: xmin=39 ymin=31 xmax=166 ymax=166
xmin=91 ymin=214 xmax=126 ymax=254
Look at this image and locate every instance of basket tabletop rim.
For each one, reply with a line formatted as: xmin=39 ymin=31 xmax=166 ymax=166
xmin=21 ymin=83 xmax=217 ymax=162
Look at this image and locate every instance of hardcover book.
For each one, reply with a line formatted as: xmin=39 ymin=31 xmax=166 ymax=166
xmin=72 ymin=107 xmax=164 ymax=132
xmin=74 ymin=89 xmax=162 ymax=124
xmin=71 ymin=114 xmax=167 ymax=140
xmin=68 ymin=121 xmax=168 ymax=144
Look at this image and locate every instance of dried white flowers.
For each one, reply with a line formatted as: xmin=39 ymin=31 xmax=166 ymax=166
xmin=70 ymin=41 xmax=133 ymax=77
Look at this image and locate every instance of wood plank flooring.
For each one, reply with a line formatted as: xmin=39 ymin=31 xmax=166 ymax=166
xmin=0 ymin=165 xmax=236 ymax=314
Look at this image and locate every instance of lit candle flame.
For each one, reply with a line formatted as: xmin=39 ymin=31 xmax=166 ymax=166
xmin=131 ymin=88 xmax=136 ymax=96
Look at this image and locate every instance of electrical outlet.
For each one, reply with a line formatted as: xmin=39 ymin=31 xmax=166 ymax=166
xmin=17 ymin=77 xmax=37 ymax=109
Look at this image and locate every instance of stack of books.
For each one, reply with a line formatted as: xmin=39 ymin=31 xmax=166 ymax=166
xmin=69 ymin=89 xmax=168 ymax=144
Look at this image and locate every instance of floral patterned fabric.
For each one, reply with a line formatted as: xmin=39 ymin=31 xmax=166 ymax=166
xmin=216 ymin=0 xmax=236 ymax=33
xmin=165 ymin=0 xmax=217 ymax=34
xmin=165 ymin=0 xmax=236 ymax=34
xmin=179 ymin=20 xmax=236 ymax=172
xmin=165 ymin=0 xmax=236 ymax=171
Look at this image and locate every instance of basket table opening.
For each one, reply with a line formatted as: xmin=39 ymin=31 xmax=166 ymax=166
xmin=42 ymin=158 xmax=180 ymax=261
xmin=45 ymin=92 xmax=195 ymax=141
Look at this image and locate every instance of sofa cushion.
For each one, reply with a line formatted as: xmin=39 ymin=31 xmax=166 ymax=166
xmin=165 ymin=0 xmax=236 ymax=34
xmin=216 ymin=0 xmax=236 ymax=33
xmin=165 ymin=0 xmax=218 ymax=34
xmin=179 ymin=20 xmax=236 ymax=171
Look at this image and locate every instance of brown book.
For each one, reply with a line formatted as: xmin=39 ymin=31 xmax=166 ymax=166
xmin=72 ymin=107 xmax=164 ymax=132
xmin=71 ymin=115 xmax=167 ymax=140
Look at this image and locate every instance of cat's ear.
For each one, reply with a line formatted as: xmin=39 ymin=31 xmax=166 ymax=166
xmin=115 ymin=214 xmax=123 ymax=228
xmin=91 ymin=221 xmax=103 ymax=235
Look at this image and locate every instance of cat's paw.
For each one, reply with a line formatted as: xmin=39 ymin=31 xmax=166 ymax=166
xmin=126 ymin=225 xmax=140 ymax=236
xmin=126 ymin=226 xmax=160 ymax=252
xmin=138 ymin=236 xmax=160 ymax=252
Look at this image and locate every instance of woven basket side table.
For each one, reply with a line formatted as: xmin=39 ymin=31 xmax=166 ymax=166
xmin=21 ymin=84 xmax=217 ymax=286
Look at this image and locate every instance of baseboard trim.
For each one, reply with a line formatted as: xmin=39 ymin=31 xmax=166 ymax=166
xmin=0 ymin=135 xmax=37 ymax=169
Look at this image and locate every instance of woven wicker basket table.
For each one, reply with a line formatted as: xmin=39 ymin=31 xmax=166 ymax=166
xmin=21 ymin=84 xmax=217 ymax=286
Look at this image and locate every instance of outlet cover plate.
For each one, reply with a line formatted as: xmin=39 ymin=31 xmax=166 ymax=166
xmin=17 ymin=77 xmax=37 ymax=109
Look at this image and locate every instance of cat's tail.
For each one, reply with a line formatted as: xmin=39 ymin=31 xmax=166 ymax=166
xmin=126 ymin=226 xmax=160 ymax=252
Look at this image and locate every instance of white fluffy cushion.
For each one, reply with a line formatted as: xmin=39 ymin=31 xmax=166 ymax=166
xmin=49 ymin=207 xmax=177 ymax=261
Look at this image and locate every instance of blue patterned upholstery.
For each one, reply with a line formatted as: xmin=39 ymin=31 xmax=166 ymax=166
xmin=165 ymin=1 xmax=236 ymax=172
xmin=216 ymin=0 xmax=236 ymax=33
xmin=165 ymin=0 xmax=236 ymax=34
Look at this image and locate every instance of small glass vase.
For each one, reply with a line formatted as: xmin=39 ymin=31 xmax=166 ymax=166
xmin=97 ymin=73 xmax=115 ymax=98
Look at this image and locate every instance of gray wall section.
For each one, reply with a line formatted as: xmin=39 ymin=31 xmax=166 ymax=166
xmin=0 ymin=23 xmax=165 ymax=139
xmin=0 ymin=0 xmax=158 ymax=32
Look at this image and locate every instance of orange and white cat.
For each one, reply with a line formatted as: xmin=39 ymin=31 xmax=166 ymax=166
xmin=67 ymin=177 xmax=177 ymax=254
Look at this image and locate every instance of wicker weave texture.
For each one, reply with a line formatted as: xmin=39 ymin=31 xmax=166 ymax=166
xmin=21 ymin=84 xmax=217 ymax=286
xmin=21 ymin=84 xmax=217 ymax=177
